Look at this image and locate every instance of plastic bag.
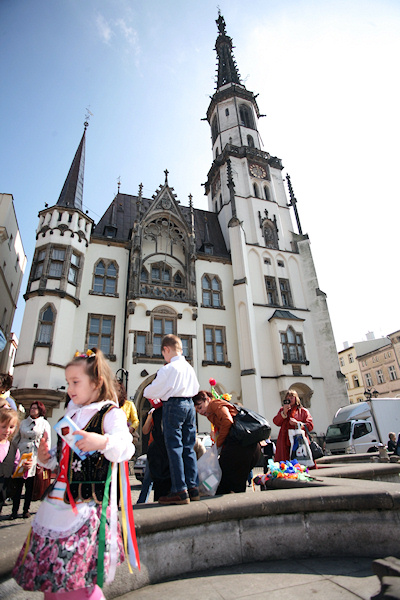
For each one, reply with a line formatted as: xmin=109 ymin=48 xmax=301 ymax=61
xmin=197 ymin=445 xmax=222 ymax=496
xmin=289 ymin=428 xmax=314 ymax=467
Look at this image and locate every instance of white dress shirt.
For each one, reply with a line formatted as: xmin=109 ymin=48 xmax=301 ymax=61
xmin=143 ymin=355 xmax=199 ymax=401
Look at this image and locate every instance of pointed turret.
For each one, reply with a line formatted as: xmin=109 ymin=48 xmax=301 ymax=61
xmin=215 ymin=13 xmax=241 ymax=89
xmin=56 ymin=122 xmax=88 ymax=211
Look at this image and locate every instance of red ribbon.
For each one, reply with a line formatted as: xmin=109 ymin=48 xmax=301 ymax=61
xmin=58 ymin=443 xmax=78 ymax=515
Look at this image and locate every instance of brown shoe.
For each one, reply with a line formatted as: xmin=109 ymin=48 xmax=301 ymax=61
xmin=158 ymin=491 xmax=190 ymax=505
xmin=188 ymin=487 xmax=200 ymax=501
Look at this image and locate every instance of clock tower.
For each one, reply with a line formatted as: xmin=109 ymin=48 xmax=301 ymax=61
xmin=204 ymin=13 xmax=293 ymax=257
xmin=204 ymin=13 xmax=346 ymax=420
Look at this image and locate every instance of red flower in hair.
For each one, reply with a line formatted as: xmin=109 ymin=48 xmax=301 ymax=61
xmin=209 ymin=378 xmax=216 ymax=386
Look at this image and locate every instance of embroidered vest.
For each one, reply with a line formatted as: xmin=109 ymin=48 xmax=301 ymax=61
xmin=62 ymin=404 xmax=115 ymax=505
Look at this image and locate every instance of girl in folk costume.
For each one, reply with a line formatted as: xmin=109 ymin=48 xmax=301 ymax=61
xmin=12 ymin=349 xmax=140 ymax=600
xmin=0 ymin=408 xmax=32 ymax=513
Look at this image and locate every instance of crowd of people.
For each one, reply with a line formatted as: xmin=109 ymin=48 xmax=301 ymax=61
xmin=3 ymin=336 xmax=400 ymax=599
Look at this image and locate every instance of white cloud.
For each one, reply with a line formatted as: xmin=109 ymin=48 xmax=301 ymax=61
xmin=115 ymin=18 xmax=138 ymax=49
xmin=96 ymin=13 xmax=114 ymax=45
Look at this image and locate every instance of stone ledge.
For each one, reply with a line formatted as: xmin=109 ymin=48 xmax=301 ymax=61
xmin=2 ymin=463 xmax=400 ymax=599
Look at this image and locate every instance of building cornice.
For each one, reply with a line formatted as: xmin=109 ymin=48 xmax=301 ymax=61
xmin=23 ymin=288 xmax=80 ymax=306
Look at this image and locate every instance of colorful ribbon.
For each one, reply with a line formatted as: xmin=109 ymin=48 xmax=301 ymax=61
xmin=119 ymin=460 xmax=140 ymax=572
xmin=97 ymin=462 xmax=112 ymax=587
xmin=58 ymin=443 xmax=78 ymax=515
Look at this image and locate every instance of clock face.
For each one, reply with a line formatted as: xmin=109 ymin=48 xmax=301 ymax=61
xmin=249 ymin=164 xmax=267 ymax=179
xmin=161 ymin=197 xmax=172 ymax=209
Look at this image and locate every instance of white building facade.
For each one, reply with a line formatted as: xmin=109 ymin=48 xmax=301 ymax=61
xmin=13 ymin=16 xmax=347 ymax=446
xmin=0 ymin=193 xmax=27 ymax=374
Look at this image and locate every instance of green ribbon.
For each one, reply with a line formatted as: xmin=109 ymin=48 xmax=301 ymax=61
xmin=97 ymin=462 xmax=112 ymax=588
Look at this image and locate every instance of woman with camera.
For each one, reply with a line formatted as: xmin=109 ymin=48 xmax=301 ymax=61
xmin=272 ymin=389 xmax=313 ymax=462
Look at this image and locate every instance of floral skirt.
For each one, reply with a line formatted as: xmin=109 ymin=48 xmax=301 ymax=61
xmin=12 ymin=504 xmax=124 ymax=592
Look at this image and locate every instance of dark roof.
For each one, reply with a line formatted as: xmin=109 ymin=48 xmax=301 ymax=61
xmin=56 ymin=126 xmax=87 ymax=211
xmin=268 ymin=310 xmax=304 ymax=321
xmin=91 ymin=193 xmax=230 ymax=259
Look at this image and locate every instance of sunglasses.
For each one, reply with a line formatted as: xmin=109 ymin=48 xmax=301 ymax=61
xmin=283 ymin=399 xmax=291 ymax=405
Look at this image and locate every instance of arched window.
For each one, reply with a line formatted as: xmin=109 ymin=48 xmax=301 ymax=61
xmin=174 ymin=272 xmax=184 ymax=286
xmin=239 ymin=104 xmax=254 ymax=129
xmin=151 ymin=307 xmax=176 ymax=356
xmin=280 ymin=327 xmax=306 ymax=363
xmin=253 ymin=183 xmax=260 ymax=198
xmin=93 ymin=260 xmax=118 ymax=295
xmin=264 ymin=185 xmax=271 ymax=201
xmin=211 ymin=116 xmax=219 ymax=144
xmin=202 ymin=275 xmax=223 ymax=307
xmin=247 ymin=134 xmax=254 ymax=147
xmin=37 ymin=305 xmax=55 ymax=345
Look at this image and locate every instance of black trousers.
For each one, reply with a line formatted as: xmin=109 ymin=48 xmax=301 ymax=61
xmin=12 ymin=475 xmax=34 ymax=515
xmin=217 ymin=441 xmax=261 ymax=494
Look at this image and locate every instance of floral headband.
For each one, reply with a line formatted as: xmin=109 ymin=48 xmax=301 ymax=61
xmin=74 ymin=349 xmax=96 ymax=359
xmin=209 ymin=378 xmax=231 ymax=402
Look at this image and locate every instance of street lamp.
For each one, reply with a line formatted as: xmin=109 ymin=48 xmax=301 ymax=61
xmin=115 ymin=368 xmax=129 ymax=391
xmin=364 ymin=388 xmax=379 ymax=400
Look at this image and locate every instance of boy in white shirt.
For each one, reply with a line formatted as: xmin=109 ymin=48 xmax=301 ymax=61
xmin=143 ymin=334 xmax=199 ymax=504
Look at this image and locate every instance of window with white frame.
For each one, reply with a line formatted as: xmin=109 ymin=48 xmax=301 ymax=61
xmin=353 ymin=375 xmax=360 ymax=388
xmin=36 ymin=305 xmax=55 ymax=345
xmin=87 ymin=314 xmax=115 ymax=356
xmin=136 ymin=332 xmax=147 ymax=356
xmin=389 ymin=366 xmax=397 ymax=381
xmin=152 ymin=313 xmax=175 ymax=356
xmin=48 ymin=247 xmax=65 ymax=278
xmin=93 ymin=260 xmax=118 ymax=295
xmin=204 ymin=326 xmax=226 ymax=364
xmin=265 ymin=276 xmax=279 ymax=305
xmin=279 ymin=278 xmax=293 ymax=307
xmin=348 ymin=354 xmax=354 ymax=364
xmin=202 ymin=275 xmax=223 ymax=308
xmin=365 ymin=372 xmax=373 ymax=387
xmin=34 ymin=248 xmax=46 ymax=279
xmin=340 ymin=357 xmax=345 ymax=367
xmin=376 ymin=369 xmax=384 ymax=384
xmin=68 ymin=253 xmax=80 ymax=284
xmin=280 ymin=327 xmax=306 ymax=363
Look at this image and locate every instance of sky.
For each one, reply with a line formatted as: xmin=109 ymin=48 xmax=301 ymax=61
xmin=1 ymin=0 xmax=400 ymax=352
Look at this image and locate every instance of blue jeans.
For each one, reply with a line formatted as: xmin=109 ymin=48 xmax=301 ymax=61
xmin=136 ymin=461 xmax=153 ymax=504
xmin=162 ymin=397 xmax=198 ymax=494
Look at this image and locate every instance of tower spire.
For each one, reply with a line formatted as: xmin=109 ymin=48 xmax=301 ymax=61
xmin=215 ymin=12 xmax=241 ymax=89
xmin=56 ymin=121 xmax=88 ymax=211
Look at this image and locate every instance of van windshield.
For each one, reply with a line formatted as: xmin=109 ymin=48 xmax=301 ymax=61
xmin=325 ymin=422 xmax=351 ymax=442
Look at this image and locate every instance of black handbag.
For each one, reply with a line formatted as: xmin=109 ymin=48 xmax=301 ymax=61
xmin=310 ymin=440 xmax=324 ymax=460
xmin=228 ymin=404 xmax=271 ymax=447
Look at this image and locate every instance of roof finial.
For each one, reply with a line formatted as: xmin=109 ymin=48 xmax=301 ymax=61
xmin=214 ymin=13 xmax=241 ymax=88
xmin=84 ymin=106 xmax=93 ymax=130
xmin=117 ymin=176 xmax=121 ymax=193
xmin=137 ymin=183 xmax=143 ymax=218
xmin=216 ymin=11 xmax=226 ymax=35
xmin=164 ymin=169 xmax=169 ymax=184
